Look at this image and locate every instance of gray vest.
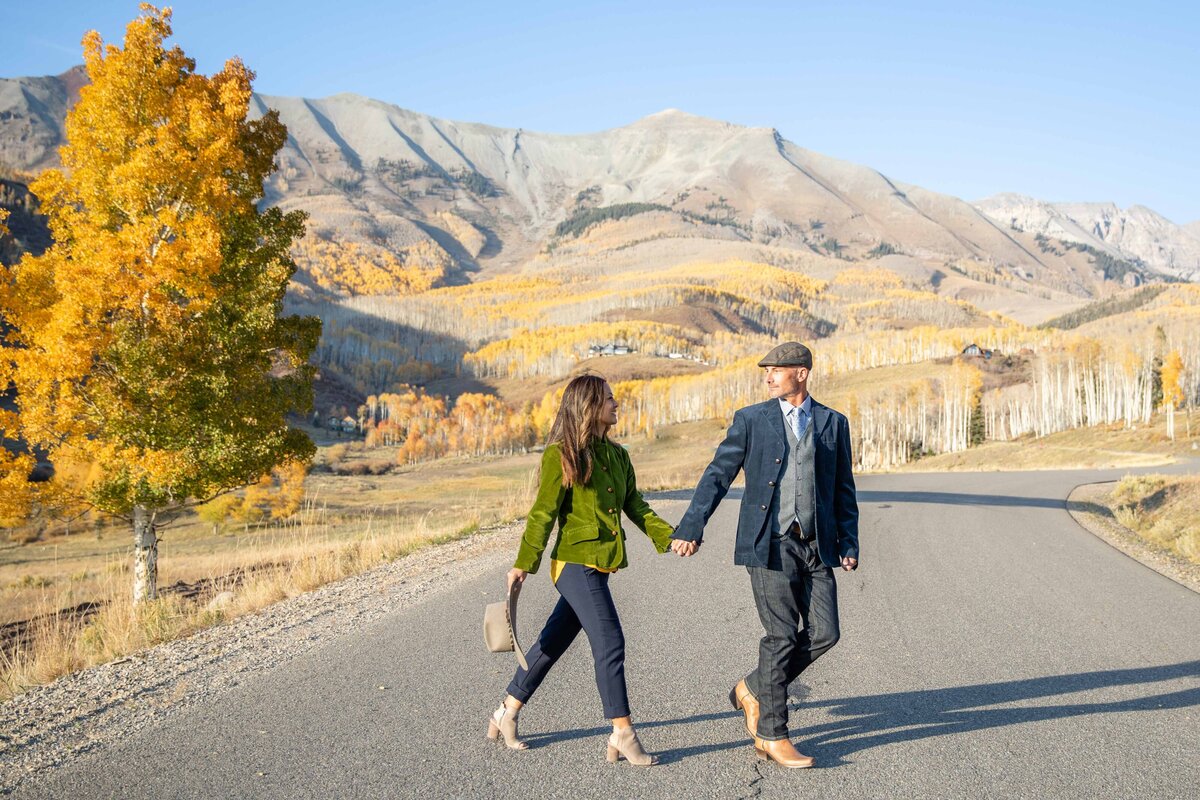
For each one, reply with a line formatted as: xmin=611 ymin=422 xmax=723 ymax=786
xmin=776 ymin=411 xmax=816 ymax=539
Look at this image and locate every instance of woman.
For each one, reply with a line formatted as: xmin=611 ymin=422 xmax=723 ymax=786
xmin=486 ymin=374 xmax=675 ymax=765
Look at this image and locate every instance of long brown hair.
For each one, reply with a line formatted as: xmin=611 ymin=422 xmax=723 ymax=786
xmin=546 ymin=374 xmax=609 ymax=488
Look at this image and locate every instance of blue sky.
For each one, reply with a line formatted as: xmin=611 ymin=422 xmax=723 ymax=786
xmin=4 ymin=1 xmax=1198 ymax=223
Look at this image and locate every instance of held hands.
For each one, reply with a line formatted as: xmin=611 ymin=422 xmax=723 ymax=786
xmin=670 ymin=539 xmax=700 ymax=557
xmin=840 ymin=556 xmax=858 ymax=572
xmin=507 ymin=568 xmax=528 ymax=591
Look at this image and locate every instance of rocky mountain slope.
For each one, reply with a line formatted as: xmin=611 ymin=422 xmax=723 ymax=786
xmin=975 ymin=193 xmax=1200 ymax=281
xmin=2 ymin=69 xmax=1195 ymax=316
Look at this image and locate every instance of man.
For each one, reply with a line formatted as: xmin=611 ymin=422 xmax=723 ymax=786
xmin=671 ymin=341 xmax=859 ymax=768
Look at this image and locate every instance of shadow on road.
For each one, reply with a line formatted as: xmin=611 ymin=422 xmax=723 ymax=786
xmin=651 ymin=488 xmax=744 ymax=502
xmin=856 ymin=490 xmax=1066 ymax=509
xmin=519 ymin=709 xmax=746 ymax=764
xmin=651 ymin=488 xmax=1067 ymax=510
xmin=522 ymin=661 xmax=1200 ymax=766
xmin=798 ymin=659 xmax=1200 ymax=765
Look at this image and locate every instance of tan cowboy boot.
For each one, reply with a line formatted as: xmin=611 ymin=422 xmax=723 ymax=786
xmin=605 ymin=725 xmax=659 ymax=766
xmin=753 ymin=736 xmax=815 ymax=769
xmin=729 ymin=679 xmax=760 ymax=737
xmin=486 ymin=704 xmax=528 ymax=750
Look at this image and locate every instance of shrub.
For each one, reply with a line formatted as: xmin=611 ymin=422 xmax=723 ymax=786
xmin=553 ymin=203 xmax=671 ymax=239
xmin=325 ymin=444 xmax=350 ymax=467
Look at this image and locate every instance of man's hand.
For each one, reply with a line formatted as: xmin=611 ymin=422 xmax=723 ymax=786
xmin=507 ymin=568 xmax=528 ymax=590
xmin=671 ymin=539 xmax=699 ymax=557
xmin=840 ymin=556 xmax=858 ymax=572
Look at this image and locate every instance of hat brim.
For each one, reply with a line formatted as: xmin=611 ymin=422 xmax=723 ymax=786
xmin=756 ymin=359 xmax=809 ymax=368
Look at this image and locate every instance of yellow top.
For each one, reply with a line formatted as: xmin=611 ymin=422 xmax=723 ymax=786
xmin=550 ymin=558 xmax=616 ymax=584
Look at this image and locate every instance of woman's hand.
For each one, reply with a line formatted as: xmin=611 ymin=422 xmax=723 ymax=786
xmin=670 ymin=539 xmax=699 ymax=557
xmin=507 ymin=568 xmax=528 ymax=591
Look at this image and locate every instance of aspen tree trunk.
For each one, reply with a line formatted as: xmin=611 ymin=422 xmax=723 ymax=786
xmin=132 ymin=505 xmax=159 ymax=604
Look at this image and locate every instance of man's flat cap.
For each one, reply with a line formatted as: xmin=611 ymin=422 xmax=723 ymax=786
xmin=758 ymin=341 xmax=813 ymax=368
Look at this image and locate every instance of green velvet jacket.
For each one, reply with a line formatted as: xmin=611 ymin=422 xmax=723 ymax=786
xmin=513 ymin=439 xmax=674 ymax=573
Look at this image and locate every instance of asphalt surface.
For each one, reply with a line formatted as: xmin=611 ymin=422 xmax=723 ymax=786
xmin=12 ymin=466 xmax=1200 ymax=799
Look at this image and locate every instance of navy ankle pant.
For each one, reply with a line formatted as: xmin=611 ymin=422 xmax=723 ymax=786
xmin=506 ymin=562 xmax=630 ymax=719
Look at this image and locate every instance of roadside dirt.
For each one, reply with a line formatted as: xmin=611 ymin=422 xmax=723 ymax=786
xmin=1067 ymin=481 xmax=1200 ymax=594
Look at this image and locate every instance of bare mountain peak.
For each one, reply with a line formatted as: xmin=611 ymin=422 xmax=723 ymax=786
xmin=977 ymin=192 xmax=1042 ymax=206
xmin=1125 ymin=204 xmax=1172 ymax=222
xmin=2 ymin=68 xmax=1195 ymax=286
xmin=642 ymin=108 xmax=710 ymax=121
xmin=978 ymin=193 xmax=1174 ymax=221
xmin=976 ymin=194 xmax=1200 ymax=279
xmin=57 ymin=65 xmax=88 ymax=95
xmin=632 ymin=108 xmax=741 ymax=130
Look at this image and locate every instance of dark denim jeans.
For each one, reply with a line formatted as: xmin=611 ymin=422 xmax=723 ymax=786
xmin=745 ymin=533 xmax=840 ymax=739
xmin=506 ymin=562 xmax=630 ymax=719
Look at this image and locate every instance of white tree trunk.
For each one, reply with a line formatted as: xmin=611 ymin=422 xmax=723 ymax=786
xmin=132 ymin=505 xmax=158 ymax=604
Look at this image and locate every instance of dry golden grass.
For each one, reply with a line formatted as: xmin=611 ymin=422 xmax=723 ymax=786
xmin=893 ymin=412 xmax=1198 ymax=473
xmin=1107 ymin=474 xmax=1200 ymax=565
xmin=0 ymin=443 xmax=543 ymax=624
xmin=620 ymin=418 xmax=742 ymax=491
xmin=0 ymin=452 xmax=539 ymax=701
xmin=1 ymin=573 xmax=223 ymax=699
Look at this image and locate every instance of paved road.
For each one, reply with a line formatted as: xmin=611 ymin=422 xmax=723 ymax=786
xmin=13 ymin=467 xmax=1200 ymax=799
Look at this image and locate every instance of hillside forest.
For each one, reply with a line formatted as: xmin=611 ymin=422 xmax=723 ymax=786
xmin=296 ymin=245 xmax=1199 ymax=473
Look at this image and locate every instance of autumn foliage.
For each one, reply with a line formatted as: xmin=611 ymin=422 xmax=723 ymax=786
xmin=0 ymin=7 xmax=319 ymax=598
xmin=293 ymin=236 xmax=451 ymax=296
xmin=307 ymin=254 xmax=1197 ymax=475
xmin=361 ymin=387 xmax=536 ymax=464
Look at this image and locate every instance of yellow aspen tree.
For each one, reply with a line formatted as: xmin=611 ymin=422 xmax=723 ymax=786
xmin=1162 ymin=350 xmax=1184 ymax=440
xmin=0 ymin=212 xmax=38 ymax=526
xmin=269 ymin=460 xmax=307 ymax=521
xmin=0 ymin=7 xmax=319 ymax=602
xmin=238 ymin=474 xmax=275 ymax=524
xmin=1161 ymin=351 xmax=1184 ymax=408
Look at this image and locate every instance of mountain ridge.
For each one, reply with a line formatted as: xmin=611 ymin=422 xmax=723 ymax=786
xmin=975 ymin=193 xmax=1200 ymax=279
xmin=1 ymin=69 xmax=1195 ymax=313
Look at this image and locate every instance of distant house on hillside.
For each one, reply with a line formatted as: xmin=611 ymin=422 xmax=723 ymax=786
xmin=588 ymin=343 xmax=634 ymax=357
xmin=326 ymin=414 xmax=360 ymax=435
xmin=961 ymin=343 xmax=994 ymax=359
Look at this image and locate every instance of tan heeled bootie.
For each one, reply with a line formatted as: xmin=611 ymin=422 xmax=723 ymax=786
xmin=486 ymin=704 xmax=528 ymax=750
xmin=605 ymin=725 xmax=658 ymax=766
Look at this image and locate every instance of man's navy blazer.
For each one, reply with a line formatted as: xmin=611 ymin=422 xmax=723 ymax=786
xmin=674 ymin=397 xmax=860 ymax=569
